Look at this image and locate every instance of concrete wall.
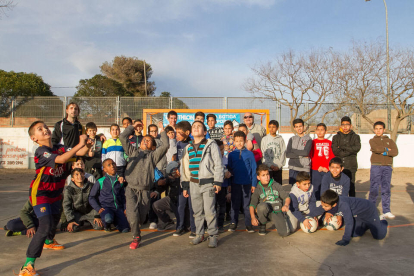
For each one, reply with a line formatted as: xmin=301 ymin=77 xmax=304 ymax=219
xmin=0 ymin=127 xmax=412 ymax=169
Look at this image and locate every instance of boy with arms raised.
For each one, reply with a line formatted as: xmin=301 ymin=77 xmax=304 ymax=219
xmin=321 ymin=157 xmax=350 ymax=197
xmin=120 ymin=120 xmax=169 ymax=249
xmin=181 ymin=121 xmax=223 ymax=247
xmin=369 ymin=121 xmax=398 ymax=219
xmin=261 ymin=120 xmax=286 ymax=185
xmin=285 ymin=119 xmax=312 ymax=185
xmin=227 ymin=131 xmax=257 ymax=233
xmin=250 ymin=164 xmax=290 ymax=236
xmin=321 ymin=190 xmax=388 ymax=246
xmin=310 ymin=123 xmax=335 ymax=199
xmin=18 ymin=121 xmax=92 ymax=276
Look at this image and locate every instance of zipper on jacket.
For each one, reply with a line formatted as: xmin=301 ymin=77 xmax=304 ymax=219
xmin=107 ymin=175 xmax=119 ymax=209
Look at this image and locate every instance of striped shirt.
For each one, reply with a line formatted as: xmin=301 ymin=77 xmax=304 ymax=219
xmin=102 ymin=138 xmax=126 ymax=166
xmin=188 ymin=139 xmax=207 ymax=183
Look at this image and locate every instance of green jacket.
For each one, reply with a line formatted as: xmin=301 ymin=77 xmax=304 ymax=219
xmin=19 ymin=200 xmax=37 ymax=229
xmin=249 ymin=179 xmax=289 ymax=212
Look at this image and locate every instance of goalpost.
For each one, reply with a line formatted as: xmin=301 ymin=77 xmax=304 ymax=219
xmin=142 ymin=109 xmax=270 ymax=135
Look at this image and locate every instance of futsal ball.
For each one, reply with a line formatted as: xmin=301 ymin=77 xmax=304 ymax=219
xmin=324 ymin=215 xmax=342 ymax=231
xmin=300 ymin=216 xmax=318 ymax=233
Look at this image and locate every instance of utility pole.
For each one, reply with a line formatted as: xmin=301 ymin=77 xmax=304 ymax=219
xmin=143 ymin=60 xmax=147 ymax=96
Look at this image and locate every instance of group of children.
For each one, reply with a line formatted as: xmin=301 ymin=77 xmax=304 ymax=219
xmin=7 ymin=103 xmax=398 ymax=276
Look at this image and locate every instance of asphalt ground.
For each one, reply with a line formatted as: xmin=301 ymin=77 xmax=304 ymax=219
xmin=0 ymin=168 xmax=413 ymax=276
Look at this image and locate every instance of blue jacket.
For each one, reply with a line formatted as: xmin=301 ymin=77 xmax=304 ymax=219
xmin=228 ymin=148 xmax=257 ymax=187
xmin=321 ymin=172 xmax=350 ymax=197
xmin=89 ymin=174 xmax=126 ymax=211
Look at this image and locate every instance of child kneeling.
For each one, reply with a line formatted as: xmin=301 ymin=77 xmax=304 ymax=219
xmin=249 ymin=164 xmax=290 ymax=236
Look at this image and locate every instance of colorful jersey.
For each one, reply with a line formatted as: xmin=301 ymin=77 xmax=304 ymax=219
xmin=29 ymin=145 xmax=68 ymax=206
xmin=221 ymin=134 xmax=235 ymax=155
xmin=310 ymin=139 xmax=335 ymax=170
xmin=102 ymin=138 xmax=126 ymax=166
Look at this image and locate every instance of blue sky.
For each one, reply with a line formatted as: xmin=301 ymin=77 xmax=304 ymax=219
xmin=1 ymin=0 xmax=413 ymax=97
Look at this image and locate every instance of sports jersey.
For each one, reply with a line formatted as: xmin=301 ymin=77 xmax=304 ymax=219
xmin=310 ymin=139 xmax=335 ymax=170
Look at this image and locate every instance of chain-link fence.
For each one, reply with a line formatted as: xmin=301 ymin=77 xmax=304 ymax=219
xmin=0 ymin=96 xmax=412 ymax=134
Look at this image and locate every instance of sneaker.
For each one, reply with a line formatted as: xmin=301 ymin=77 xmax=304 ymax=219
xmin=208 ymin=235 xmax=218 ymax=248
xmin=159 ymin=221 xmax=175 ymax=231
xmin=43 ymin=239 xmax=65 ymax=250
xmin=104 ymin=227 xmax=112 ymax=232
xmin=6 ymin=230 xmax=22 ymax=237
xmin=18 ymin=264 xmax=39 ymax=276
xmin=129 ymin=237 xmax=140 ymax=249
xmin=189 ymin=232 xmax=197 ymax=239
xmin=228 ymin=223 xmax=237 ymax=232
xmin=383 ymin=212 xmax=395 ymax=219
xmin=246 ymin=225 xmax=255 ymax=233
xmin=380 ymin=214 xmax=386 ymax=220
xmin=259 ymin=225 xmax=266 ymax=236
xmin=149 ymin=222 xmax=157 ymax=230
xmin=173 ymin=228 xmax=186 ymax=237
xmin=121 ymin=228 xmax=130 ymax=233
xmin=189 ymin=235 xmax=205 ymax=245
xmin=218 ymin=226 xmax=225 ymax=233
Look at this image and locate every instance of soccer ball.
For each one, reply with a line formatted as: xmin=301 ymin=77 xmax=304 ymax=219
xmin=324 ymin=215 xmax=342 ymax=231
xmin=300 ymin=216 xmax=318 ymax=233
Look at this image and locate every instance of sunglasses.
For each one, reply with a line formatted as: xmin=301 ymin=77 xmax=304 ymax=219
xmin=244 ymin=116 xmax=253 ymax=119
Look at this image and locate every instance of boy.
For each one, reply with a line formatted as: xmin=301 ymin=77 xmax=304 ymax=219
xmin=207 ymin=114 xmax=224 ymax=142
xmin=369 ymin=121 xmax=398 ymax=219
xmin=181 ymin=121 xmax=223 ymax=248
xmin=122 ymin=117 xmax=133 ymax=129
xmin=321 ymin=190 xmax=388 ymax=246
xmin=216 ymin=140 xmax=231 ymax=232
xmin=227 ymin=131 xmax=257 ymax=233
xmin=102 ymin=123 xmax=127 ymax=177
xmin=321 ymin=157 xmax=350 ymax=197
xmin=84 ymin=122 xmax=104 ymax=179
xmin=89 ymin=159 xmax=129 ymax=233
xmin=332 ymin=116 xmax=361 ymax=197
xmin=119 ymin=120 xmax=169 ymax=249
xmin=63 ymin=168 xmax=103 ymax=232
xmin=165 ymin=126 xmax=177 ymax=164
xmin=174 ymin=121 xmax=197 ymax=237
xmin=261 ymin=120 xmax=286 ymax=185
xmin=286 ymin=118 xmax=312 ymax=185
xmin=288 ymin=172 xmax=322 ymax=232
xmin=4 ymin=200 xmax=38 ymax=238
xmin=250 ymin=164 xmax=290 ymax=236
xmin=148 ymin=124 xmax=160 ymax=139
xmin=238 ymin=123 xmax=263 ymax=163
xmin=310 ymin=123 xmax=335 ymax=199
xmin=18 ymin=121 xmax=91 ymax=276
xmin=220 ymin=120 xmax=235 ymax=156
xmin=190 ymin=111 xmax=210 ymax=139
xmin=65 ymin=157 xmax=96 ymax=186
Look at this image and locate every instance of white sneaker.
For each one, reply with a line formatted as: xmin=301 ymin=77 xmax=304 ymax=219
xmin=383 ymin=212 xmax=395 ymax=219
xmin=380 ymin=214 xmax=386 ymax=220
xmin=149 ymin=222 xmax=157 ymax=229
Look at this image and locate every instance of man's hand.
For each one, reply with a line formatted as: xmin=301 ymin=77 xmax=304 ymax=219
xmin=94 ymin=218 xmax=103 ymax=228
xmin=183 ymin=190 xmax=189 ymax=198
xmin=251 ymin=186 xmax=256 ymax=194
xmin=99 ymin=208 xmax=105 ymax=214
xmin=251 ymin=217 xmax=259 ymax=226
xmin=26 ymin=227 xmax=36 ymax=238
xmin=157 ymin=178 xmax=167 ymax=186
xmin=214 ymin=185 xmax=221 ymax=194
xmin=282 ymin=205 xmax=289 ymax=212
xmin=150 ymin=192 xmax=159 ymax=198
xmin=67 ymin=221 xmax=79 ymax=232
xmin=336 ymin=240 xmax=349 ymax=246
xmin=79 ymin=134 xmax=88 ymax=146
xmin=324 ymin=212 xmax=333 ymax=223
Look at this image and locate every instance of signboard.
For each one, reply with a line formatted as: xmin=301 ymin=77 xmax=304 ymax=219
xmin=163 ymin=113 xmax=241 ymax=127
xmin=0 ymin=138 xmax=29 ymax=168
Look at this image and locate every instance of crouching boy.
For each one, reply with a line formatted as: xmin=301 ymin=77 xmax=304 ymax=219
xmin=63 ymin=168 xmax=103 ymax=232
xmin=89 ymin=159 xmax=129 ymax=233
xmin=321 ymin=190 xmax=388 ymax=246
xmin=249 ymin=164 xmax=290 ymax=236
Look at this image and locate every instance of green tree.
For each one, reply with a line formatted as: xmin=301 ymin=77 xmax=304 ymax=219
xmin=159 ymin=91 xmax=188 ymax=109
xmin=100 ymin=56 xmax=156 ymax=97
xmin=74 ymin=74 xmax=132 ymax=97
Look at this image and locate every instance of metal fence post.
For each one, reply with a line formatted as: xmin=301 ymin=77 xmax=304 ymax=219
xmin=62 ymin=97 xmax=67 ymax=119
xmin=116 ymin=96 xmax=120 ymax=125
xmin=224 ymin=97 xmax=227 ymax=109
xmin=10 ymin=99 xmax=15 ymax=127
xmin=170 ymin=97 xmax=173 ymax=109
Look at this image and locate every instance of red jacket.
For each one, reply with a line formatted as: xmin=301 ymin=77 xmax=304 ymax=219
xmin=310 ymin=139 xmax=335 ymax=170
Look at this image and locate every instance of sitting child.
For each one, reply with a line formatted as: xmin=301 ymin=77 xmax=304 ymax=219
xmin=321 ymin=190 xmax=388 ymax=246
xmin=63 ymin=168 xmax=103 ymax=232
xmin=287 ymin=172 xmax=322 ymax=232
xmin=321 ymin=157 xmax=350 ymax=197
xmin=65 ymin=157 xmax=96 ymax=186
xmin=4 ymin=200 xmax=38 ymax=237
xmin=249 ymin=164 xmax=290 ymax=236
xmin=89 ymin=159 xmax=129 ymax=233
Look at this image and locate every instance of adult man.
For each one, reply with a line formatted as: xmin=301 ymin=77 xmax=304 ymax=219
xmin=243 ymin=112 xmax=266 ymax=147
xmin=331 ymin=116 xmax=361 ymax=197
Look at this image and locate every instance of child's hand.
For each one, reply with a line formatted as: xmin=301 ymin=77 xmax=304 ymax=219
xmin=172 ymin=169 xmax=181 ymax=178
xmin=79 ymin=134 xmax=88 ymax=145
xmin=183 ymin=190 xmax=189 ymax=198
xmin=336 ymin=239 xmax=349 ymax=246
xmin=303 ymin=218 xmax=312 ymax=230
xmin=324 ymin=213 xmax=333 ymax=223
xmin=282 ymin=205 xmax=289 ymax=212
xmin=251 ymin=217 xmax=259 ymax=226
xmin=99 ymin=208 xmax=105 ymax=214
xmin=26 ymin=227 xmax=36 ymax=238
xmin=336 ymin=215 xmax=343 ymax=226
xmin=67 ymin=221 xmax=79 ymax=232
xmin=214 ymin=185 xmax=221 ymax=194
xmin=224 ymin=171 xmax=232 ymax=179
xmin=227 ymin=186 xmax=231 ymax=193
xmin=226 ymin=192 xmax=231 ymax=202
xmin=271 ymin=165 xmax=279 ymax=171
xmin=94 ymin=218 xmax=103 ymax=228
xmin=133 ymin=121 xmax=143 ymax=131
xmin=86 ymin=138 xmax=95 ymax=148
xmin=100 ymin=135 xmax=107 ymax=142
xmin=150 ymin=192 xmax=158 ymax=198
xmin=119 ymin=177 xmax=124 ymax=183
xmin=318 ymin=166 xmax=323 ymax=172
xmin=322 ymin=167 xmax=329 ymax=173
xmin=251 ymin=187 xmax=256 ymax=194
xmin=157 ymin=121 xmax=164 ymax=130
xmin=158 ymin=178 xmax=167 ymax=186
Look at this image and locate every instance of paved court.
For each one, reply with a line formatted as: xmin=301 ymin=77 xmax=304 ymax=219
xmin=0 ymin=169 xmax=413 ymax=276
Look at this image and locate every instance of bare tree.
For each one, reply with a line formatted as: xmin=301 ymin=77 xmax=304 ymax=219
xmin=245 ymin=49 xmax=340 ymax=132
xmin=0 ymin=0 xmax=15 ymax=19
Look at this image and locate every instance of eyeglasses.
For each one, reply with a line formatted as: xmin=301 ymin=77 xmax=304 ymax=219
xmin=244 ymin=116 xmax=253 ymax=119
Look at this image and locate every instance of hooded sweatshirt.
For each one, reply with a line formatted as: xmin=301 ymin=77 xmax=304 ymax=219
xmin=286 ymin=134 xmax=312 ymax=172
xmin=261 ymin=134 xmax=286 ymax=169
xmin=289 ymin=184 xmax=321 ymax=222
xmin=119 ymin=126 xmax=169 ymax=191
xmin=321 ymin=172 xmax=350 ymax=197
xmin=228 ymin=148 xmax=257 ymax=187
xmin=63 ymin=180 xmax=98 ymax=222
xmin=332 ymin=130 xmax=361 ymax=171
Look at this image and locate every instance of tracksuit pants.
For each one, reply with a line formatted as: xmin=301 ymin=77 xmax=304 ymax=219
xmin=369 ymin=165 xmax=393 ymax=213
xmin=125 ymin=187 xmax=150 ymax=238
xmin=256 ymin=203 xmax=289 ymax=237
xmin=152 ymin=196 xmax=178 ymax=227
xmin=189 ymin=182 xmax=218 ymax=236
xmin=311 ymin=170 xmax=328 ymax=200
xmin=352 ymin=205 xmax=388 ymax=240
xmin=215 ymin=187 xmax=227 ymax=228
xmin=7 ymin=217 xmax=39 ymax=235
xmin=230 ymin=184 xmax=252 ymax=227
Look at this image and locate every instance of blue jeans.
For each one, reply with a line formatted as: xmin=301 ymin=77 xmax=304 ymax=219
xmin=230 ymin=184 xmax=252 ymax=227
xmin=369 ymin=165 xmax=392 ymax=213
xmin=311 ymin=170 xmax=328 ymax=200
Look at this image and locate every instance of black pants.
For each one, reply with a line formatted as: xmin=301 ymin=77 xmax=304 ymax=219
xmin=269 ymin=170 xmax=283 ymax=185
xmin=215 ymin=187 xmax=227 ymax=228
xmin=148 ymin=194 xmax=160 ymax=224
xmin=7 ymin=217 xmax=39 ymax=235
xmin=343 ymin=169 xmax=356 ymax=197
xmin=152 ymin=196 xmax=178 ymax=227
xmin=26 ymin=214 xmax=60 ymax=258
